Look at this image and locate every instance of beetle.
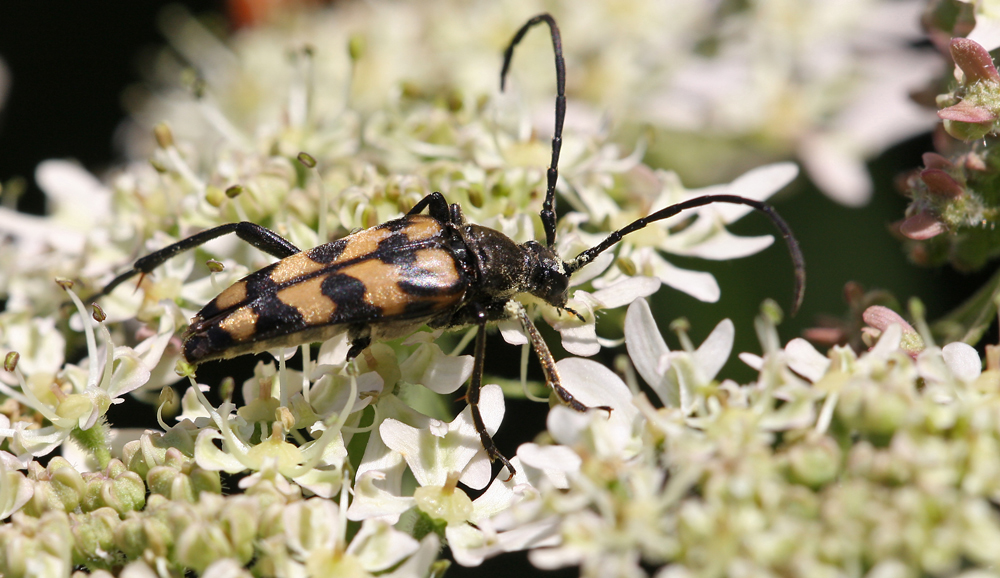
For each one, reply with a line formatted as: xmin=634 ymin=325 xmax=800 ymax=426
xmin=98 ymin=13 xmax=804 ymax=477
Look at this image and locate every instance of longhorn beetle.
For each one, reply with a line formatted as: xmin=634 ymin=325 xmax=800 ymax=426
xmin=99 ymin=14 xmax=805 ymax=477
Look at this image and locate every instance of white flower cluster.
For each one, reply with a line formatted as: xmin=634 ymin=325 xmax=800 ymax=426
xmin=0 ymin=2 xmax=977 ymax=576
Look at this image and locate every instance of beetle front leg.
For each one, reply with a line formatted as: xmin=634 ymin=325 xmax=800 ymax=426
xmin=468 ymin=320 xmax=516 ymax=480
xmin=514 ymin=303 xmax=611 ymax=414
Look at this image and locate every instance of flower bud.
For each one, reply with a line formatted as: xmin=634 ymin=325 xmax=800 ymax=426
xmin=115 ymin=514 xmax=173 ymax=559
xmin=2 ymin=351 xmax=18 ymax=372
xmin=70 ymin=507 xmax=120 ymax=564
xmin=785 ymin=436 xmax=841 ymax=489
xmin=90 ymin=469 xmax=146 ymax=515
xmin=176 ymin=521 xmax=234 ymax=573
xmin=413 ymin=484 xmax=473 ymax=525
xmin=153 ymin=123 xmax=174 ymax=149
xmin=950 ymin=38 xmax=1000 ymax=84
xmin=220 ymin=498 xmax=259 ymax=564
xmin=205 ymin=185 xmax=227 ymax=207
xmin=919 ymin=169 xmax=964 ymax=199
xmin=297 ymin=152 xmax=317 ymax=168
xmin=899 ymin=210 xmax=946 ymax=240
xmin=26 ymin=458 xmax=85 ymax=515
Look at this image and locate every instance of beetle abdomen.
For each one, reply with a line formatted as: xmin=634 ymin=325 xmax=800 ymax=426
xmin=183 ymin=214 xmax=470 ymax=363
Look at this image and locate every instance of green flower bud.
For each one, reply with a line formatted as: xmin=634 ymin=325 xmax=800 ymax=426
xmin=5 ymin=351 xmax=20 ymax=372
xmin=220 ymin=497 xmax=260 ymax=564
xmin=942 ymin=118 xmax=994 ymax=142
xmin=153 ymin=123 xmax=174 ymax=149
xmin=176 ymin=522 xmax=234 ymax=573
xmin=122 ymin=435 xmax=168 ymax=479
xmin=115 ymin=514 xmax=173 ymax=560
xmin=147 ymin=465 xmax=190 ymax=502
xmin=785 ymin=436 xmax=841 ymax=489
xmin=85 ymin=469 xmax=145 ymax=515
xmin=26 ymin=458 xmax=84 ymax=515
xmin=70 ymin=507 xmax=120 ymax=566
xmin=205 ymin=185 xmax=227 ymax=207
xmin=413 ymin=484 xmax=473 ymax=525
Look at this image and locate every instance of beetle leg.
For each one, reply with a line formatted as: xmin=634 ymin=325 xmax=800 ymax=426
xmin=99 ymin=222 xmax=301 ymax=298
xmin=345 ymin=327 xmax=372 ymax=361
xmin=514 ymin=303 xmax=612 ymax=414
xmin=406 ymin=192 xmax=451 ymax=223
xmin=468 ymin=318 xmax=516 ymax=480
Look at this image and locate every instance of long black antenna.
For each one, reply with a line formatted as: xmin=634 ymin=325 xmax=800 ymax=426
xmin=564 ymin=195 xmax=806 ymax=315
xmin=500 ymin=13 xmax=565 ymax=248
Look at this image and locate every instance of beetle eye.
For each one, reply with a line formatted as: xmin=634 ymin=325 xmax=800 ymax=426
xmin=531 ymin=267 xmax=568 ymax=306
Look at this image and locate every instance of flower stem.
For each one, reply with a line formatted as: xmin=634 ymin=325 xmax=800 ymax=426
xmin=71 ymin=421 xmax=111 ymax=469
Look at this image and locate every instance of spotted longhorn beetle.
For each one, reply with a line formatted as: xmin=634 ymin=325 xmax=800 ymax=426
xmin=99 ymin=14 xmax=805 ymax=477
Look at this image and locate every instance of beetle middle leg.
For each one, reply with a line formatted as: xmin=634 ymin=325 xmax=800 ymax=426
xmin=468 ymin=319 xmax=516 ymax=479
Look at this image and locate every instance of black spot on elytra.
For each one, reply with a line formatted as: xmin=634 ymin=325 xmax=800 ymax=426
xmin=375 ymin=233 xmax=419 ymax=265
xmin=309 ymin=238 xmax=349 ymax=264
xmin=248 ymin=264 xmax=280 ymax=293
xmin=385 ymin=217 xmax=410 ymax=232
xmin=323 ymin=274 xmax=381 ymax=322
xmin=250 ymin=295 xmax=306 ymax=337
xmin=197 ymin=300 xmax=223 ymax=321
xmin=184 ymin=326 xmax=233 ymax=363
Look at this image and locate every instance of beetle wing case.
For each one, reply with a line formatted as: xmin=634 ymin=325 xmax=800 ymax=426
xmin=183 ymin=214 xmax=469 ymax=363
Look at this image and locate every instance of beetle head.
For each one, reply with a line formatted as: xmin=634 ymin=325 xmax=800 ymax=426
xmin=522 ymin=240 xmax=570 ymax=308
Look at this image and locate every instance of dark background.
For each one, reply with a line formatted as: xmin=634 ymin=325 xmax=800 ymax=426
xmin=0 ymin=3 xmax=991 ymax=577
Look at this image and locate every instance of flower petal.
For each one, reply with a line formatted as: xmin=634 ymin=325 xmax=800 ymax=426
xmin=590 ymin=276 xmax=661 ymax=308
xmin=942 ymin=342 xmax=982 ymax=382
xmin=692 ymin=318 xmax=734 ymax=381
xmin=625 ymin=298 xmax=670 ymax=388
xmin=785 ymin=338 xmax=831 ymax=382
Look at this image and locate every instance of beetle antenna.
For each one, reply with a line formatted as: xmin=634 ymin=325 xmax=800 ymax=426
xmin=563 ymin=194 xmax=806 ymax=315
xmin=500 ymin=13 xmax=565 ymax=248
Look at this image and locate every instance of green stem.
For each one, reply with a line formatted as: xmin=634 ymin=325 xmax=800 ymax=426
xmin=931 ymin=265 xmax=1000 ymax=344
xmin=71 ymin=422 xmax=111 ymax=470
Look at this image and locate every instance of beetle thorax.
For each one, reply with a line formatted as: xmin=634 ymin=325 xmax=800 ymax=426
xmin=463 ymin=224 xmax=569 ymax=308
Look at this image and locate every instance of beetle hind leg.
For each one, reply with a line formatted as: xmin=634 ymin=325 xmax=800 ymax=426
xmin=98 ymin=221 xmax=301 ymax=298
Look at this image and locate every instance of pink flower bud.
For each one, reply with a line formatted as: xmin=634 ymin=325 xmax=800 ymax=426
xmin=898 ymin=211 xmax=946 ymax=240
xmin=919 ymin=169 xmax=964 ymax=198
xmin=862 ymin=305 xmax=916 ymax=334
xmin=950 ymin=38 xmax=1000 ymax=84
xmin=938 ymin=100 xmax=996 ymax=123
xmin=921 ymin=152 xmax=953 ymax=170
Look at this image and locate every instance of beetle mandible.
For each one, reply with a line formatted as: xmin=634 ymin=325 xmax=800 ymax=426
xmin=99 ymin=13 xmax=805 ymax=477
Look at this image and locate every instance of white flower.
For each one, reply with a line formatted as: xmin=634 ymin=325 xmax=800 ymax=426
xmin=0 ymin=448 xmax=32 ymax=518
xmin=624 ymin=297 xmax=733 ymax=413
xmin=379 ymin=383 xmax=504 ymax=491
